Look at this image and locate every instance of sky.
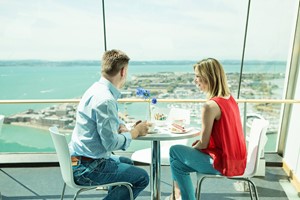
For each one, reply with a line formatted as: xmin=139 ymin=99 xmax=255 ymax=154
xmin=0 ymin=0 xmax=298 ymax=61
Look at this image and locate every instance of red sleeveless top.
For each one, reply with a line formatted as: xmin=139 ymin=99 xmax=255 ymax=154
xmin=200 ymin=96 xmax=247 ymax=176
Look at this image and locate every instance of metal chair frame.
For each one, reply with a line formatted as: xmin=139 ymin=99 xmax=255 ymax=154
xmin=49 ymin=126 xmax=134 ymax=200
xmin=196 ymin=119 xmax=269 ymax=200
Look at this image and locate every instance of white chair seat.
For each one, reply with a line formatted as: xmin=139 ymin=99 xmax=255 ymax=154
xmin=131 ymin=146 xmax=170 ymax=166
xmin=131 ymin=139 xmax=188 ymax=166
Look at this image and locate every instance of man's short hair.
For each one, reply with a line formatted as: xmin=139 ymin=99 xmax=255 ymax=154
xmin=101 ymin=49 xmax=130 ymax=76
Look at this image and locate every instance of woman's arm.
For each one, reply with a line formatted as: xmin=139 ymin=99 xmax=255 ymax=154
xmin=193 ymin=100 xmax=221 ymax=150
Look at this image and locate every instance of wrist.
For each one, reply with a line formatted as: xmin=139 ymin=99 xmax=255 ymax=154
xmin=130 ymin=129 xmax=139 ymax=139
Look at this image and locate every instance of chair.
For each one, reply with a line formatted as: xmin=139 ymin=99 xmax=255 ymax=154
xmin=245 ymin=113 xmax=268 ymax=177
xmin=49 ymin=126 xmax=134 ymax=200
xmin=195 ymin=118 xmax=269 ymax=200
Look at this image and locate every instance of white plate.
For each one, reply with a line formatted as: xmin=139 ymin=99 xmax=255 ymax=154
xmin=154 ymin=120 xmax=167 ymax=127
xmin=148 ymin=128 xmax=159 ymax=134
xmin=169 ymin=127 xmax=194 ymax=134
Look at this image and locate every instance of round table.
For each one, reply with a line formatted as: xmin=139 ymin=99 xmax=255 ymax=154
xmin=135 ymin=126 xmax=200 ymax=200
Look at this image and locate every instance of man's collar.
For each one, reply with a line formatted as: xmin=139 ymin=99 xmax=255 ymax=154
xmin=99 ymin=77 xmax=121 ymax=99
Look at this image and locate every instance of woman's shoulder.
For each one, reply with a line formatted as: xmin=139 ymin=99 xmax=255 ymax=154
xmin=211 ymin=95 xmax=232 ymax=100
xmin=204 ymin=100 xmax=220 ymax=112
xmin=203 ymin=100 xmax=221 ymax=120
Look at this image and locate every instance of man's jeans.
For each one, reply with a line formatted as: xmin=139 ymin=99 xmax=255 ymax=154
xmin=73 ymin=155 xmax=149 ymax=200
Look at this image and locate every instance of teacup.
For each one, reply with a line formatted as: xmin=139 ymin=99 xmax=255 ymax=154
xmin=148 ymin=122 xmax=156 ymax=133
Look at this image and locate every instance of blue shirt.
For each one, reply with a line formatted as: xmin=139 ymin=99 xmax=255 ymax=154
xmin=69 ymin=77 xmax=132 ymax=159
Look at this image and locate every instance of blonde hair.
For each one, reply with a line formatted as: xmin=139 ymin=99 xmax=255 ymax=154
xmin=101 ymin=49 xmax=130 ymax=76
xmin=193 ymin=58 xmax=230 ymax=99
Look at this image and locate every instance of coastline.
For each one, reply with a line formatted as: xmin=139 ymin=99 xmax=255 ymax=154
xmin=3 ymin=72 xmax=284 ymax=134
xmin=9 ymin=122 xmax=72 ymax=134
xmin=0 ymin=62 xmax=286 ymax=153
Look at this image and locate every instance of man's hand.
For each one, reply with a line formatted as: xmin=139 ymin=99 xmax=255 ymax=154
xmin=118 ymin=124 xmax=129 ymax=133
xmin=130 ymin=120 xmax=149 ymax=139
xmin=133 ymin=120 xmax=142 ymax=127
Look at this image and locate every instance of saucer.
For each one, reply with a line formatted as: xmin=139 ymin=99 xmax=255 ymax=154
xmin=148 ymin=128 xmax=159 ymax=134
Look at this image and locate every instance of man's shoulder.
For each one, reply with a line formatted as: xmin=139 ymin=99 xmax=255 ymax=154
xmin=79 ymin=85 xmax=114 ymax=108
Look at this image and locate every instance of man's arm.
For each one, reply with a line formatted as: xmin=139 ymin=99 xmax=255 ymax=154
xmin=95 ymin=100 xmax=132 ymax=151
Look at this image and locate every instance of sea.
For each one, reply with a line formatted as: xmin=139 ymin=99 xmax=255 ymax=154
xmin=0 ymin=60 xmax=286 ymax=153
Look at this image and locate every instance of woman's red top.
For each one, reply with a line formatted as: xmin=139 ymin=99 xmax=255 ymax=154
xmin=201 ymin=96 xmax=247 ymax=176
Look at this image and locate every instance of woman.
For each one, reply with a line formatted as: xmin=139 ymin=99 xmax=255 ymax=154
xmin=167 ymin=58 xmax=247 ymax=200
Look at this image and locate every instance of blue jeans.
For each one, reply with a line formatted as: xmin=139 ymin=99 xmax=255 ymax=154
xmin=73 ymin=155 xmax=149 ymax=200
xmin=169 ymin=145 xmax=220 ymax=200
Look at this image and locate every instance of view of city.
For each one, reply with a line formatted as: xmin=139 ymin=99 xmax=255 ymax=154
xmin=3 ymin=70 xmax=284 ymax=135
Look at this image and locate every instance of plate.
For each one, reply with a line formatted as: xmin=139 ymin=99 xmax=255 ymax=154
xmin=154 ymin=120 xmax=167 ymax=127
xmin=148 ymin=128 xmax=159 ymax=134
xmin=169 ymin=127 xmax=194 ymax=134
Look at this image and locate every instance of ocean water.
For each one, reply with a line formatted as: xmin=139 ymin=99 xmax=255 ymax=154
xmin=0 ymin=60 xmax=286 ymax=153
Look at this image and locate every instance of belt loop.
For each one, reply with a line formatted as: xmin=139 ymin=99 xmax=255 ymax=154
xmin=71 ymin=156 xmax=79 ymax=166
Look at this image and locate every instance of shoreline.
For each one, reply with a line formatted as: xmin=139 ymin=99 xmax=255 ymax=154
xmin=9 ymin=122 xmax=72 ymax=134
xmin=3 ymin=72 xmax=284 ymax=135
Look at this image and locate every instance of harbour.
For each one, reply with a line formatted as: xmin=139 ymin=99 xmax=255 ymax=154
xmin=0 ymin=60 xmax=286 ymax=153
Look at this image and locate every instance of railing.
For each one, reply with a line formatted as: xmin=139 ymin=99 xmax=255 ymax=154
xmin=0 ymin=98 xmax=299 ymax=154
xmin=0 ymin=98 xmax=300 ymax=104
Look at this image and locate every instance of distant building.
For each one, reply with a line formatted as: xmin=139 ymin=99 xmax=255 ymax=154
xmin=121 ymin=91 xmax=133 ymax=98
xmin=149 ymin=83 xmax=170 ymax=87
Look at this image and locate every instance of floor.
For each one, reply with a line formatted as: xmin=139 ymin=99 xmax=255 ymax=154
xmin=0 ymin=165 xmax=298 ymax=200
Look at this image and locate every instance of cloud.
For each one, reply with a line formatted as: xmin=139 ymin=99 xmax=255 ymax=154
xmin=0 ymin=0 xmax=297 ymax=61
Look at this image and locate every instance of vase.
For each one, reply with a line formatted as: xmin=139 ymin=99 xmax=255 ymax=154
xmin=147 ymin=103 xmax=155 ymax=122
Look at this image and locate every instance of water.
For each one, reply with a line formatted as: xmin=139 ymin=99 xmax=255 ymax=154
xmin=0 ymin=60 xmax=286 ymax=152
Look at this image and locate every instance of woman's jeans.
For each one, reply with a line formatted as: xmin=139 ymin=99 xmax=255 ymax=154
xmin=73 ymin=155 xmax=149 ymax=200
xmin=170 ymin=145 xmax=220 ymax=200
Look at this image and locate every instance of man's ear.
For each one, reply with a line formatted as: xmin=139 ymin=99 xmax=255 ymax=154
xmin=120 ymin=67 xmax=126 ymax=77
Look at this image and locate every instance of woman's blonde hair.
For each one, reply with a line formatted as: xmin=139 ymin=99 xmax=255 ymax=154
xmin=101 ymin=49 xmax=130 ymax=76
xmin=193 ymin=58 xmax=230 ymax=99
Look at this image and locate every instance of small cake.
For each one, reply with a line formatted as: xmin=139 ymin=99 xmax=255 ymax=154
xmin=170 ymin=123 xmax=186 ymax=133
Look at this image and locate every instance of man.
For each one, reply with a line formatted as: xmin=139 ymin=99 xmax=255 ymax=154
xmin=69 ymin=49 xmax=150 ymax=199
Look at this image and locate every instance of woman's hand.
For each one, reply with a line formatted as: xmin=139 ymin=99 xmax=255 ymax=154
xmin=192 ymin=140 xmax=202 ymax=150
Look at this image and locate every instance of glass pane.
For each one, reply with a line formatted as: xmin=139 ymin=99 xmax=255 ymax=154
xmin=105 ymin=0 xmax=298 ymax=153
xmin=105 ymin=0 xmax=248 ymax=60
xmin=105 ymin=0 xmax=248 ymax=152
xmin=240 ymin=0 xmax=298 ymax=152
xmin=0 ymin=0 xmax=298 ymax=154
xmin=0 ymin=1 xmax=103 ymax=153
xmin=0 ymin=1 xmax=103 ymax=60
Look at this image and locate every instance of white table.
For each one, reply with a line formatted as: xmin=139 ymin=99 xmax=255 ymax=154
xmin=135 ymin=127 xmax=200 ymax=200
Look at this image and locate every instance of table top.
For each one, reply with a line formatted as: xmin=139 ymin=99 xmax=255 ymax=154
xmin=135 ymin=126 xmax=200 ymax=141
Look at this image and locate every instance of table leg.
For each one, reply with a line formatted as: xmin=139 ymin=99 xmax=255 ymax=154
xmin=151 ymin=140 xmax=161 ymax=200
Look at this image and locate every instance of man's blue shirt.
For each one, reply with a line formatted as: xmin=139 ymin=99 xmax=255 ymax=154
xmin=69 ymin=77 xmax=132 ymax=159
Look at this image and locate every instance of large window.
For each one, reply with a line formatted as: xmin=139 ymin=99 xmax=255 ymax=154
xmin=0 ymin=1 xmax=103 ymax=152
xmin=240 ymin=0 xmax=298 ymax=151
xmin=105 ymin=0 xmax=298 ymax=152
xmin=0 ymin=0 xmax=298 ymax=153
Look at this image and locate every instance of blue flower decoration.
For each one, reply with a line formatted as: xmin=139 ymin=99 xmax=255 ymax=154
xmin=136 ymin=87 xmax=150 ymax=99
xmin=136 ymin=87 xmax=144 ymax=96
xmin=136 ymin=87 xmax=157 ymax=104
xmin=151 ymin=98 xmax=157 ymax=104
